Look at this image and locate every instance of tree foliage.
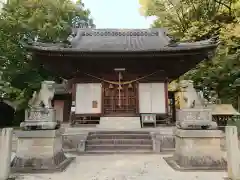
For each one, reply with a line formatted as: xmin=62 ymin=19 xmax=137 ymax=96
xmin=140 ymin=0 xmax=240 ymax=108
xmin=0 ymin=0 xmax=94 ymax=109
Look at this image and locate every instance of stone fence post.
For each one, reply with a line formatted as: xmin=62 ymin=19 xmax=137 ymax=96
xmin=225 ymin=126 xmax=240 ymax=180
xmin=0 ymin=128 xmax=13 ymax=180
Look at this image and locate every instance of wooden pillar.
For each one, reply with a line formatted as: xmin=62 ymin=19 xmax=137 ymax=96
xmin=226 ymin=126 xmax=240 ymax=180
xmin=172 ymin=93 xmax=176 ymax=122
xmin=69 ymin=80 xmax=76 ymax=124
xmin=164 ymin=81 xmax=168 ymax=115
xmin=0 ymin=128 xmax=13 ymax=180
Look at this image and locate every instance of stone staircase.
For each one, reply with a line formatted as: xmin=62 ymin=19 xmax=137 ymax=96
xmin=85 ymin=131 xmax=153 ymax=153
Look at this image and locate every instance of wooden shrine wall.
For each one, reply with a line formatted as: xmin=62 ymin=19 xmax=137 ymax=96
xmin=72 ymin=71 xmax=168 ymax=116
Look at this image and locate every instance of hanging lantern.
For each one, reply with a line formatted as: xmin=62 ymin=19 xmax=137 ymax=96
xmin=128 ymin=83 xmax=133 ymax=89
xmin=109 ymin=84 xmax=114 ymax=89
xmin=117 ymin=85 xmax=123 ymax=90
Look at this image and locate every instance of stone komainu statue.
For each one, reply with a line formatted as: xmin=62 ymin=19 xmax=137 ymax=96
xmin=178 ymin=80 xmax=204 ymax=109
xmin=29 ymin=81 xmax=55 ymax=109
xmin=176 ymin=80 xmax=217 ymax=130
xmin=21 ymin=81 xmax=60 ymax=130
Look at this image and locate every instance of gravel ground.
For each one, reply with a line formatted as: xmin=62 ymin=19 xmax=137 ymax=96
xmin=14 ymin=154 xmax=227 ymax=180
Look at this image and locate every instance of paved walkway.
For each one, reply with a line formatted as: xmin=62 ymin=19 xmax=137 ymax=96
xmin=14 ymin=154 xmax=227 ymax=180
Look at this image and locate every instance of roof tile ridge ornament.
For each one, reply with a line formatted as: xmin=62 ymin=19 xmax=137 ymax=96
xmin=67 ymin=29 xmax=83 ymax=48
xmin=68 ymin=19 xmax=93 ymax=48
xmin=209 ymin=36 xmax=219 ymax=44
xmin=20 ymin=34 xmax=67 ymax=49
xmin=166 ymin=33 xmax=179 ymax=47
xmin=205 ymin=36 xmax=219 ymax=59
xmin=157 ymin=28 xmax=178 ymax=47
xmin=166 ymin=35 xmax=220 ymax=48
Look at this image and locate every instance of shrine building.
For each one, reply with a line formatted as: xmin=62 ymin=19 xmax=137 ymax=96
xmin=23 ymin=28 xmax=218 ymax=128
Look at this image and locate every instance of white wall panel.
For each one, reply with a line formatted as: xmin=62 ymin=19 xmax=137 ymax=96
xmin=151 ymin=83 xmax=166 ymax=113
xmin=75 ymin=83 xmax=102 ymax=114
xmin=138 ymin=83 xmax=166 ymax=114
xmin=90 ymin=83 xmax=102 ymax=113
xmin=75 ymin=84 xmax=86 ymax=114
xmin=139 ymin=83 xmax=152 ymax=113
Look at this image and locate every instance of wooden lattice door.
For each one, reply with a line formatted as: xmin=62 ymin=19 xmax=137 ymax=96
xmin=103 ymin=82 xmax=137 ymax=115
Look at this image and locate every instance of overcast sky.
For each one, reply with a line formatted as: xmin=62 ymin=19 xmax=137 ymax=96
xmin=81 ymin=0 xmax=155 ymax=28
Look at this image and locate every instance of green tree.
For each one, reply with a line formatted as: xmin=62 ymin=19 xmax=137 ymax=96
xmin=140 ymin=0 xmax=240 ymax=108
xmin=0 ymin=0 xmax=94 ymax=109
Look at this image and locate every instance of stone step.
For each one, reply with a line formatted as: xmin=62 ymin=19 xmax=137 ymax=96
xmin=85 ymin=144 xmax=153 ymax=151
xmin=84 ymin=150 xmax=153 ymax=154
xmin=88 ymin=131 xmax=149 ymax=135
xmin=87 ymin=134 xmax=151 ymax=140
xmin=86 ymin=139 xmax=152 ymax=145
xmin=85 ymin=130 xmax=153 ymax=152
xmin=70 ymin=124 xmax=97 ymax=127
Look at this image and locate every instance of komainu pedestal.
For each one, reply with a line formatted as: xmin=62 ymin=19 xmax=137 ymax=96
xmin=165 ymin=128 xmax=227 ymax=171
xmin=11 ymin=130 xmax=74 ymax=173
xmin=165 ymin=108 xmax=227 ymax=170
xmin=20 ymin=108 xmax=60 ymax=130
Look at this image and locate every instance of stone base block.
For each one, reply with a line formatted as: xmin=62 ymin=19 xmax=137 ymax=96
xmin=166 ymin=129 xmax=227 ymax=170
xmin=20 ymin=121 xmax=60 ymax=130
xmin=173 ymin=154 xmax=226 ymax=169
xmin=11 ymin=130 xmax=74 ymax=173
xmin=164 ymin=156 xmax=226 ymax=171
xmin=11 ymin=152 xmax=75 ymax=173
xmin=176 ymin=121 xmax=218 ymax=130
xmin=160 ymin=134 xmax=175 ymax=152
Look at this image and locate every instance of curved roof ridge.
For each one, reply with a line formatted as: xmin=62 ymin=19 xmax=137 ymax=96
xmin=71 ymin=28 xmax=164 ymax=37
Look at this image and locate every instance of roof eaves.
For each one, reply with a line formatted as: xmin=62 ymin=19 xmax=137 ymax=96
xmin=24 ymin=43 xmax=218 ymax=54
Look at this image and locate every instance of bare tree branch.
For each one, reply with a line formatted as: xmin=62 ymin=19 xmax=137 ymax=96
xmin=213 ymin=0 xmax=232 ymax=15
xmin=166 ymin=0 xmax=187 ymax=32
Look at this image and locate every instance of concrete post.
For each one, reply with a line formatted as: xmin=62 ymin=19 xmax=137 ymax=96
xmin=150 ymin=132 xmax=157 ymax=152
xmin=150 ymin=132 xmax=161 ymax=153
xmin=0 ymin=128 xmax=13 ymax=180
xmin=225 ymin=126 xmax=240 ymax=180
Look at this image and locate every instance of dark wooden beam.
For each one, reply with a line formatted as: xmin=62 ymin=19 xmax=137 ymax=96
xmin=34 ymin=52 xmax=209 ymax=80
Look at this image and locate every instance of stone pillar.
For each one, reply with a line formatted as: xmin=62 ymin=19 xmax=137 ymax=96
xmin=150 ymin=132 xmax=160 ymax=153
xmin=225 ymin=126 xmax=240 ymax=180
xmin=150 ymin=132 xmax=175 ymax=153
xmin=62 ymin=133 xmax=88 ymax=153
xmin=159 ymin=134 xmax=175 ymax=152
xmin=0 ymin=128 xmax=13 ymax=180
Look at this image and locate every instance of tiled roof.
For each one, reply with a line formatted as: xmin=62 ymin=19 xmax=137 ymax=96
xmin=69 ymin=28 xmax=170 ymax=51
xmin=210 ymin=104 xmax=240 ymax=116
xmin=23 ymin=28 xmax=218 ymax=52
